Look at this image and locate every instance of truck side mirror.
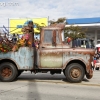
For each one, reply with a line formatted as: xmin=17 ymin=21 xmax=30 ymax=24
xmin=52 ymin=30 xmax=56 ymax=46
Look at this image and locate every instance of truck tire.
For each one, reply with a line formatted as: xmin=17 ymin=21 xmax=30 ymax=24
xmin=0 ymin=62 xmax=18 ymax=82
xmin=65 ymin=63 xmax=85 ymax=83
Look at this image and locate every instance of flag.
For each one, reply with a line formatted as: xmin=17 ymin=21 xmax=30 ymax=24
xmin=2 ymin=25 xmax=9 ymax=35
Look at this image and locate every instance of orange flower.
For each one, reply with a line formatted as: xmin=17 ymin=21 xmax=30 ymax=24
xmin=4 ymin=50 xmax=7 ymax=52
xmin=28 ymin=41 xmax=31 ymax=45
xmin=12 ymin=45 xmax=18 ymax=52
xmin=0 ymin=48 xmax=3 ymax=51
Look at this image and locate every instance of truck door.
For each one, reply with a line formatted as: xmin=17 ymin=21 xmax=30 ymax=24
xmin=39 ymin=29 xmax=63 ymax=68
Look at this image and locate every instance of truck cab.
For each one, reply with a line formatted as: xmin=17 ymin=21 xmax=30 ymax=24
xmin=0 ymin=24 xmax=95 ymax=83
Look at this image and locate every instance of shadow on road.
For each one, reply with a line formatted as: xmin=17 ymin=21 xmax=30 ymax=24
xmin=17 ymin=72 xmax=89 ymax=83
xmin=82 ymin=78 xmax=89 ymax=82
xmin=0 ymin=72 xmax=92 ymax=100
xmin=27 ymin=80 xmax=41 ymax=100
xmin=18 ymin=72 xmax=66 ymax=81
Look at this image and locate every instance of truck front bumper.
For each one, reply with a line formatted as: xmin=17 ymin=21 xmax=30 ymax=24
xmin=86 ymin=69 xmax=93 ymax=79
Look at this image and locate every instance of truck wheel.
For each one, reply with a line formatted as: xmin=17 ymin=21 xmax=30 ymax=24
xmin=65 ymin=63 xmax=85 ymax=83
xmin=0 ymin=62 xmax=18 ymax=82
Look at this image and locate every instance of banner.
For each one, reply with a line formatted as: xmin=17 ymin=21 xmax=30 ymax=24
xmin=9 ymin=17 xmax=48 ymax=34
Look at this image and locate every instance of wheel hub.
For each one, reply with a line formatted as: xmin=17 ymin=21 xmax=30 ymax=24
xmin=1 ymin=67 xmax=12 ymax=78
xmin=71 ymin=68 xmax=81 ymax=78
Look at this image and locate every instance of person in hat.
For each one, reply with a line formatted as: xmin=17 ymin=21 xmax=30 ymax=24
xmin=21 ymin=20 xmax=34 ymax=47
xmin=22 ymin=26 xmax=31 ymax=46
xmin=27 ymin=21 xmax=34 ymax=47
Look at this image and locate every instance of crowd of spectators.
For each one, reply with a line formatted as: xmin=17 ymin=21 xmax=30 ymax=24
xmin=32 ymin=37 xmax=40 ymax=49
xmin=12 ymin=34 xmax=40 ymax=48
xmin=91 ymin=51 xmax=100 ymax=70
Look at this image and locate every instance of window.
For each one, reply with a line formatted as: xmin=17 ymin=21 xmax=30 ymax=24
xmin=43 ymin=30 xmax=60 ymax=44
xmin=43 ymin=30 xmax=52 ymax=43
xmin=61 ymin=31 xmax=64 ymax=42
xmin=56 ymin=30 xmax=60 ymax=43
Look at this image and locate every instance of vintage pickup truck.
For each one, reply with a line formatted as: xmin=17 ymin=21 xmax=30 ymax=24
xmin=0 ymin=24 xmax=95 ymax=83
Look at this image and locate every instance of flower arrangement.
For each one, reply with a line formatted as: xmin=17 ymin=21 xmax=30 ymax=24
xmin=0 ymin=20 xmax=34 ymax=53
xmin=0 ymin=43 xmax=12 ymax=53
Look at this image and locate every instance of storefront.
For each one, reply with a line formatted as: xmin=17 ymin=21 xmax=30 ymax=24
xmin=66 ymin=17 xmax=100 ymax=46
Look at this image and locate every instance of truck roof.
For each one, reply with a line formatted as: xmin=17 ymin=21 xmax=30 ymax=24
xmin=42 ymin=23 xmax=65 ymax=30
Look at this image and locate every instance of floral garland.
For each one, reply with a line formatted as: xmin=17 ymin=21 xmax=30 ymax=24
xmin=0 ymin=44 xmax=12 ymax=53
xmin=0 ymin=21 xmax=34 ymax=53
xmin=12 ymin=38 xmax=31 ymax=52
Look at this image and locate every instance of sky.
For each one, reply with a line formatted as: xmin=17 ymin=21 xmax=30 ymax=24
xmin=0 ymin=0 xmax=100 ymax=27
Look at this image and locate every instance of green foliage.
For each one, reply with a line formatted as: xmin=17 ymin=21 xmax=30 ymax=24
xmin=64 ymin=26 xmax=86 ymax=40
xmin=49 ymin=17 xmax=67 ymax=25
xmin=49 ymin=17 xmax=86 ymax=40
xmin=34 ymin=22 xmax=46 ymax=34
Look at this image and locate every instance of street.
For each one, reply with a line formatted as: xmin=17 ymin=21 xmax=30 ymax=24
xmin=0 ymin=71 xmax=100 ymax=100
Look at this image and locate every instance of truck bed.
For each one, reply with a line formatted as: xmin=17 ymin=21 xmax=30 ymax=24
xmin=0 ymin=47 xmax=34 ymax=69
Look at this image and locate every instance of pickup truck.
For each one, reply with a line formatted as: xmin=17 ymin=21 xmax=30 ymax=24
xmin=0 ymin=24 xmax=95 ymax=83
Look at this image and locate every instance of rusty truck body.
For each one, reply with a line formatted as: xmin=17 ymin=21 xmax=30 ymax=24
xmin=0 ymin=24 xmax=95 ymax=83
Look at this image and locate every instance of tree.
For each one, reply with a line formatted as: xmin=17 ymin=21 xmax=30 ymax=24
xmin=64 ymin=25 xmax=86 ymax=40
xmin=49 ymin=17 xmax=86 ymax=40
xmin=34 ymin=22 xmax=46 ymax=34
xmin=49 ymin=17 xmax=67 ymax=25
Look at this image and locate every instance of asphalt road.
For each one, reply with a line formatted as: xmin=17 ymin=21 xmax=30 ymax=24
xmin=18 ymin=70 xmax=100 ymax=86
xmin=0 ymin=70 xmax=100 ymax=100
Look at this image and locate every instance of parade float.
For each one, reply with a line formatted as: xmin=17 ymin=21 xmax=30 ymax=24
xmin=0 ymin=21 xmax=34 ymax=53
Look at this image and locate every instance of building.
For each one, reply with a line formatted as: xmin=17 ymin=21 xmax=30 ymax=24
xmin=66 ymin=17 xmax=100 ymax=45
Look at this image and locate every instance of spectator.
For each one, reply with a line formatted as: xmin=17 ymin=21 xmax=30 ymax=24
xmin=97 ymin=52 xmax=100 ymax=57
xmin=0 ymin=33 xmax=3 ymax=43
xmin=94 ymin=57 xmax=100 ymax=70
xmin=12 ymin=33 xmax=17 ymax=44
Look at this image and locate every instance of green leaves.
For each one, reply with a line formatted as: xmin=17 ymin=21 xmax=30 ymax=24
xmin=34 ymin=22 xmax=46 ymax=34
xmin=49 ymin=17 xmax=67 ymax=25
xmin=64 ymin=25 xmax=86 ymax=40
xmin=49 ymin=17 xmax=86 ymax=40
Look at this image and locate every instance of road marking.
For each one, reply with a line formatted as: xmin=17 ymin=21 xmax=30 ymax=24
xmin=18 ymin=79 xmax=100 ymax=87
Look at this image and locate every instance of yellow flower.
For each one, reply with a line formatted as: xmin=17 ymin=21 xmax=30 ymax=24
xmin=0 ymin=44 xmax=2 ymax=47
